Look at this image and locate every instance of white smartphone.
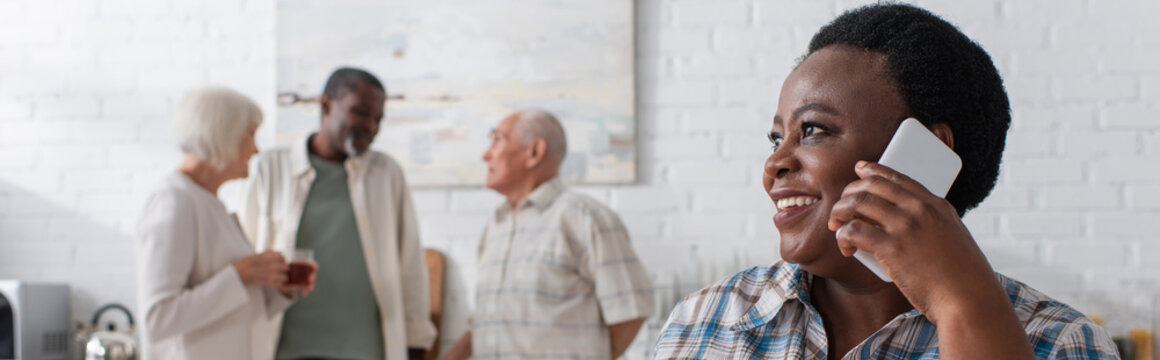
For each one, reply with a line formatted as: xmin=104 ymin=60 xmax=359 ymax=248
xmin=853 ymin=118 xmax=962 ymax=282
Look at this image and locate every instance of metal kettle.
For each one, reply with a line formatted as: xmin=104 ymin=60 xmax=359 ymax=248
xmin=84 ymin=304 xmax=137 ymax=360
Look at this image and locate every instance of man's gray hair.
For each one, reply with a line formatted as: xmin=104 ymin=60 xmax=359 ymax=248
xmin=513 ymin=109 xmax=567 ymax=164
xmin=172 ymin=87 xmax=263 ymax=170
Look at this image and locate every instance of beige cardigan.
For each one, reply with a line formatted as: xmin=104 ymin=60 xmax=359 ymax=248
xmin=238 ymin=137 xmax=437 ymax=360
xmin=136 ymin=173 xmax=292 ymax=360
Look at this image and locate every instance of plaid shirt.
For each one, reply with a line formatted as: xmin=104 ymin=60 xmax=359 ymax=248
xmin=654 ymin=262 xmax=1118 ymax=359
xmin=473 ymin=178 xmax=654 ymax=359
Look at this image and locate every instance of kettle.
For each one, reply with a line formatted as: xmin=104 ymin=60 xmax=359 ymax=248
xmin=74 ymin=321 xmax=88 ymax=360
xmin=85 ymin=304 xmax=137 ymax=360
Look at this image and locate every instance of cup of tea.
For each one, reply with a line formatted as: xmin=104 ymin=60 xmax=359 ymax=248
xmin=286 ymin=249 xmax=315 ymax=286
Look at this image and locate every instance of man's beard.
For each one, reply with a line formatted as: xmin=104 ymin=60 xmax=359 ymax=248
xmin=344 ymin=134 xmax=363 ymax=156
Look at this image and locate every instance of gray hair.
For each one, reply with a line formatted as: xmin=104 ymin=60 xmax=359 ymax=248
xmin=513 ymin=109 xmax=567 ymax=164
xmin=172 ymin=87 xmax=263 ymax=170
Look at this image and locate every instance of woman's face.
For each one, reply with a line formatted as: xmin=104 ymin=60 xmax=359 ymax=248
xmin=763 ymin=45 xmax=910 ymax=279
xmin=225 ymin=121 xmax=260 ymax=180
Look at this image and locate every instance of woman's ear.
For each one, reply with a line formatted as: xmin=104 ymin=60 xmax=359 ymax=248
xmin=930 ymin=123 xmax=955 ymax=149
xmin=525 ymin=138 xmax=547 ymax=168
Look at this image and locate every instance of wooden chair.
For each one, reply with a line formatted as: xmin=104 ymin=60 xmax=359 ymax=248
xmin=424 ymin=249 xmax=445 ymax=360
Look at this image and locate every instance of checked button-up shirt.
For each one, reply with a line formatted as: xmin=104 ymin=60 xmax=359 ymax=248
xmin=654 ymin=262 xmax=1117 ymax=359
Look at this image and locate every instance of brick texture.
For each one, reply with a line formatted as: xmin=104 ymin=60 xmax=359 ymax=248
xmin=2 ymin=0 xmax=1159 ymax=357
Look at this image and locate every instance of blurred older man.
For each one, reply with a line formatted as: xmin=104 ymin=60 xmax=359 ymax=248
xmin=444 ymin=110 xmax=654 ymax=360
xmin=239 ymin=68 xmax=435 ymax=360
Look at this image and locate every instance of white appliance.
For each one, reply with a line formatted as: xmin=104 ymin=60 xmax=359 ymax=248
xmin=0 ymin=281 xmax=70 ymax=360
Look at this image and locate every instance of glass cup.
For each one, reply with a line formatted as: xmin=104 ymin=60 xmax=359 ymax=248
xmin=286 ymin=249 xmax=315 ymax=286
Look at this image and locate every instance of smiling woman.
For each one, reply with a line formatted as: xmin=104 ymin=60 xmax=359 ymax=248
xmin=653 ymin=4 xmax=1119 ymax=360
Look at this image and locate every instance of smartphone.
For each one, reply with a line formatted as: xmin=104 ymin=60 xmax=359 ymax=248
xmin=853 ymin=118 xmax=962 ymax=282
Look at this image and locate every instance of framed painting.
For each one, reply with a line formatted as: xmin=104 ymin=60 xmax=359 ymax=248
xmin=276 ymin=0 xmax=636 ymax=186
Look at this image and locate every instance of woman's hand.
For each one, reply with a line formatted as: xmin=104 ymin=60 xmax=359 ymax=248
xmin=829 ymin=160 xmax=1036 ymax=360
xmin=233 ymin=250 xmax=288 ymax=287
xmin=826 ymin=160 xmax=1002 ymax=323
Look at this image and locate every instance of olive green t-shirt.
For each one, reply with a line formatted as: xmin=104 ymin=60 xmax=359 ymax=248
xmin=276 ymin=154 xmax=384 ymax=360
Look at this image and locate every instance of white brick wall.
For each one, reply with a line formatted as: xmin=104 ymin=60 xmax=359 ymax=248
xmin=2 ymin=0 xmax=1159 ymax=357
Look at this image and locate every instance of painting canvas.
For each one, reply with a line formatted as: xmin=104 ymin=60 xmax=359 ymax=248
xmin=276 ymin=0 xmax=636 ymax=186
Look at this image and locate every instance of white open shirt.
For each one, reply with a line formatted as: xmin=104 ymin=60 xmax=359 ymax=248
xmin=235 ymin=138 xmax=437 ymax=360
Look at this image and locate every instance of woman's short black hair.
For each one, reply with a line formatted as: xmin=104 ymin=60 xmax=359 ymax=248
xmin=807 ymin=3 xmax=1010 ymax=216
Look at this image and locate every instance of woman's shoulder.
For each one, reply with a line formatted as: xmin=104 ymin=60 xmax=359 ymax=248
xmin=996 ymin=274 xmax=1119 ymax=357
xmin=144 ymin=174 xmax=197 ymax=206
xmin=998 ymin=274 xmax=1097 ymax=325
xmin=654 ymin=264 xmax=792 ymax=358
xmin=662 ymin=263 xmax=786 ymax=329
xmin=139 ymin=173 xmax=220 ymax=221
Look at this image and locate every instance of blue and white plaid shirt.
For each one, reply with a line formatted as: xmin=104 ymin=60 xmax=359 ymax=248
xmin=654 ymin=262 xmax=1118 ymax=359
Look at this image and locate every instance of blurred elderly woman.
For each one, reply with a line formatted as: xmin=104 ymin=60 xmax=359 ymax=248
xmin=136 ymin=87 xmax=315 ymax=360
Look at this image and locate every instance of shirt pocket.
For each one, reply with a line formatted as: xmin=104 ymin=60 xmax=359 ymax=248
xmin=515 ymin=242 xmax=587 ymax=304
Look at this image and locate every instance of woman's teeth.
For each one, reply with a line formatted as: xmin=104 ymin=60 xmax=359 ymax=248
xmin=775 ymin=196 xmax=819 ymax=211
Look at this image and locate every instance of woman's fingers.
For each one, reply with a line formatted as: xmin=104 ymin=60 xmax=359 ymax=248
xmin=243 ymin=251 xmax=291 ymax=287
xmin=828 ymin=186 xmax=907 ymax=232
xmin=301 ymin=271 xmax=318 ymax=295
xmin=854 ymin=161 xmax=931 ymax=198
xmin=270 ymin=272 xmax=289 ymax=286
xmin=834 ymin=218 xmax=890 ymax=257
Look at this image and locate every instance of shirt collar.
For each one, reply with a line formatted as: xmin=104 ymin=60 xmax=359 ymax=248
xmin=169 ymin=172 xmax=228 ymax=212
xmin=729 ymin=263 xmax=927 ymax=332
xmin=524 ymin=177 xmax=564 ymax=210
xmin=291 ymin=133 xmax=370 ymax=178
xmin=494 ymin=177 xmax=565 ymax=219
xmin=730 ymin=262 xmax=813 ymax=332
xmin=171 ymin=172 xmax=212 ymax=198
